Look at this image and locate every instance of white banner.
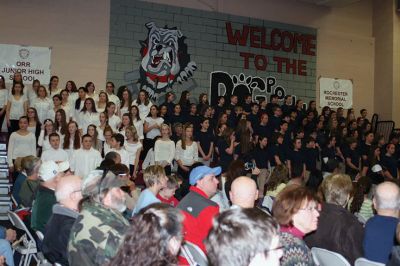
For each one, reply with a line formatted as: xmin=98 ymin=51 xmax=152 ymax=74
xmin=0 ymin=44 xmax=51 ymax=84
xmin=319 ymin=77 xmax=353 ymax=109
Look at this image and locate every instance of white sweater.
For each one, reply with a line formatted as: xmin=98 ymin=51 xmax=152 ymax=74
xmin=154 ymin=139 xmax=175 ymax=164
xmin=175 ymin=140 xmax=198 ymax=166
xmin=70 ymin=148 xmax=102 ymax=178
xmin=7 ymin=132 xmax=36 ymax=166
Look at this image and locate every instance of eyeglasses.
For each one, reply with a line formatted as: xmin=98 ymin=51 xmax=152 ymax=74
xmin=299 ymin=205 xmax=321 ymax=212
xmin=266 ymin=245 xmax=284 ymax=254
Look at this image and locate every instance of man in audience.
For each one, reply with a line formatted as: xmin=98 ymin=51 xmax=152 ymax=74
xmin=31 ymin=160 xmax=69 ymax=232
xmin=70 ymin=134 xmax=102 ymax=178
xmin=363 ymin=181 xmax=400 ymax=264
xmin=42 ymin=175 xmax=83 ymax=265
xmin=68 ymin=170 xmax=129 ymax=266
xmin=41 ymin=133 xmax=69 ymax=162
xmin=104 ymin=151 xmax=121 ymax=165
xmin=177 ymin=165 xmax=221 ymax=252
xmin=205 ymin=207 xmax=282 ymax=266
xmin=304 ymin=174 xmax=364 ymax=264
xmin=229 ymin=176 xmax=258 ymax=208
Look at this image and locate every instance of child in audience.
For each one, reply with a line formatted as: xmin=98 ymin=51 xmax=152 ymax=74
xmin=157 ymin=175 xmax=179 ymax=207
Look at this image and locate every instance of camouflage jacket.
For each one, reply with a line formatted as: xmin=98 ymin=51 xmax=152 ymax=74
xmin=67 ymin=201 xmax=130 ymax=266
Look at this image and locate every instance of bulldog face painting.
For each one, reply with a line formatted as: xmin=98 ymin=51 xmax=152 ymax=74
xmin=139 ymin=22 xmax=197 ymax=100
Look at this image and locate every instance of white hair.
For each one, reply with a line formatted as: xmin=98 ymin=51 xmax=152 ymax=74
xmin=375 ymin=184 xmax=400 ymax=210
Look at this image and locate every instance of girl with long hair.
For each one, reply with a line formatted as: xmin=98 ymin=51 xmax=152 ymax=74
xmin=85 ymin=82 xmax=97 ymax=101
xmin=132 ymin=89 xmax=152 ymax=120
xmin=154 ymin=124 xmax=175 ymax=175
xmin=106 ymin=102 xmax=121 ymax=132
xmin=118 ymin=87 xmax=132 ymax=118
xmin=6 ymin=82 xmax=28 ymax=134
xmin=97 ymin=112 xmax=108 ymax=142
xmin=74 ymin=87 xmax=87 ymax=119
xmin=124 ymin=126 xmax=143 ymax=178
xmin=87 ymin=124 xmax=102 ymax=152
xmin=118 ymin=113 xmax=133 ymax=138
xmin=54 ymin=109 xmax=68 ymax=137
xmin=129 ymin=105 xmax=144 ymax=141
xmin=175 ymin=123 xmax=198 ymax=182
xmin=38 ymin=119 xmax=55 ymax=152
xmin=77 ymin=97 xmax=99 ymax=135
xmin=48 ymin=94 xmax=62 ymax=122
xmin=32 ymin=85 xmax=51 ymax=124
xmin=143 ymin=105 xmax=164 ymax=156
xmin=63 ymin=121 xmax=81 ymax=159
xmin=48 ymin=75 xmax=60 ymax=96
xmin=0 ymin=75 xmax=8 ymax=129
xmin=26 ymin=107 xmax=41 ymax=142
xmin=96 ymin=91 xmax=109 ymax=113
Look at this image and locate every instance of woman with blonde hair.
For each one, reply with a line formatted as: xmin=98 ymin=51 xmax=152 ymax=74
xmin=124 ymin=126 xmax=142 ymax=178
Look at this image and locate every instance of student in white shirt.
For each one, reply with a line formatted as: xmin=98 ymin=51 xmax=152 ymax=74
xmin=73 ymin=87 xmax=87 ymax=121
xmin=175 ymin=123 xmax=198 ymax=180
xmin=70 ymin=134 xmax=102 ymax=178
xmin=110 ymin=133 xmax=130 ymax=168
xmin=132 ymin=89 xmax=152 ymax=120
xmin=31 ymin=85 xmax=52 ymax=124
xmin=60 ymin=89 xmax=73 ymax=121
xmin=96 ymin=91 xmax=108 ymax=113
xmin=124 ymin=126 xmax=142 ymax=178
xmin=105 ymin=81 xmax=120 ymax=107
xmin=118 ymin=87 xmax=132 ymax=118
xmin=62 ymin=121 xmax=81 ymax=160
xmin=48 ymin=76 xmax=61 ymax=96
xmin=87 ymin=124 xmax=102 ymax=152
xmin=0 ymin=75 xmax=8 ymax=130
xmin=6 ymin=82 xmax=28 ymax=134
xmin=7 ymin=116 xmax=36 ymax=170
xmin=27 ymin=79 xmax=40 ymax=105
xmin=85 ymin=82 xmax=98 ymax=102
xmin=77 ymin=98 xmax=99 ymax=135
xmin=97 ymin=111 xmax=108 ymax=143
xmin=54 ymin=109 xmax=68 ymax=142
xmin=41 ymin=132 xmax=69 ymax=162
xmin=48 ymin=94 xmax=63 ymax=122
xmin=154 ymin=124 xmax=175 ymax=175
xmin=27 ymin=107 xmax=41 ymax=142
xmin=130 ymin=105 xmax=144 ymax=141
xmin=102 ymin=126 xmax=114 ymax=157
xmin=38 ymin=119 xmax=55 ymax=152
xmin=118 ymin=113 xmax=133 ymax=138
xmin=106 ymin=102 xmax=121 ymax=132
xmin=65 ymin=80 xmax=79 ymax=107
xmin=143 ymin=105 xmax=164 ymax=157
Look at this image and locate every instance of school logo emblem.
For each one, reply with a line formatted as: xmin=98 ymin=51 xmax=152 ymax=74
xmin=139 ymin=22 xmax=197 ymax=100
xmin=19 ymin=49 xmax=30 ymax=60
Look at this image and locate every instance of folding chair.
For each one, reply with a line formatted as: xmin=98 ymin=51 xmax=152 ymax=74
xmin=7 ymin=211 xmax=38 ymax=266
xmin=354 ymin=257 xmax=385 ymax=266
xmin=311 ymin=247 xmax=351 ymax=266
xmin=180 ymin=241 xmax=208 ymax=266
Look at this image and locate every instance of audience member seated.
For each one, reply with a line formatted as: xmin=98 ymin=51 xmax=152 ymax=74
xmin=107 ymin=203 xmax=183 ymax=266
xmin=109 ymin=163 xmax=139 ymax=212
xmin=363 ymin=181 xmax=400 ymax=264
xmin=273 ymin=184 xmax=320 ymax=266
xmin=229 ymin=176 xmax=258 ymax=208
xmin=157 ymin=175 xmax=180 ymax=207
xmin=13 ymin=156 xmax=40 ymax=207
xmin=304 ymin=174 xmax=364 ymax=264
xmin=264 ymin=164 xmax=289 ymax=198
xmin=177 ymin=165 xmax=220 ymax=252
xmin=41 ymin=133 xmax=68 ymax=162
xmin=349 ymin=175 xmax=374 ymax=222
xmin=42 ymin=175 xmax=83 ymax=266
xmin=388 ymin=224 xmax=400 ymax=266
xmin=205 ymin=207 xmax=282 ymax=266
xmin=31 ymin=160 xmax=69 ymax=232
xmin=133 ymin=165 xmax=167 ymax=214
xmin=68 ymin=170 xmax=129 ymax=266
xmin=19 ymin=158 xmax=42 ymax=208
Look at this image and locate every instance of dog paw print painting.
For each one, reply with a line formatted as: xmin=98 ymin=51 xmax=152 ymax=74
xmin=139 ymin=22 xmax=197 ymax=100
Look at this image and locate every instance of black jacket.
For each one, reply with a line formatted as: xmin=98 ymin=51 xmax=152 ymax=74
xmin=304 ymin=202 xmax=364 ymax=264
xmin=42 ymin=204 xmax=79 ymax=266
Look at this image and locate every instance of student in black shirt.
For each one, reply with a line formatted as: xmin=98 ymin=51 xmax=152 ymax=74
xmin=216 ymin=127 xmax=238 ymax=173
xmin=162 ymin=92 xmax=175 ymax=118
xmin=266 ymin=94 xmax=279 ymax=116
xmin=252 ymin=135 xmax=270 ymax=196
xmin=197 ymin=93 xmax=209 ymax=115
xmin=186 ymin=103 xmax=201 ymax=130
xmin=269 ymin=133 xmax=286 ymax=167
xmin=281 ymin=95 xmax=293 ymax=117
xmin=213 ymin=96 xmax=225 ymax=120
xmin=242 ymin=94 xmax=252 ymax=114
xmin=321 ymin=136 xmax=337 ymax=171
xmin=303 ymin=137 xmax=319 ymax=172
xmin=168 ymin=104 xmax=186 ymax=125
xmin=269 ymin=106 xmax=282 ymax=132
xmin=287 ymin=137 xmax=306 ymax=178
xmin=247 ymin=103 xmax=260 ymax=131
xmin=345 ymin=137 xmax=361 ymax=180
xmin=255 ymin=113 xmax=272 ymax=141
xmin=381 ymin=143 xmax=398 ymax=179
xmin=171 ymin=122 xmax=183 ymax=143
xmin=195 ymin=118 xmax=214 ymax=166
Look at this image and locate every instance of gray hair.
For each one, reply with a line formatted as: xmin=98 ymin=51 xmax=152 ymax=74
xmin=375 ymin=183 xmax=400 ymax=210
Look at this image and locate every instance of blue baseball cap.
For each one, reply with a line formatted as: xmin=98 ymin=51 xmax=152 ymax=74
xmin=189 ymin=166 xmax=222 ymax=185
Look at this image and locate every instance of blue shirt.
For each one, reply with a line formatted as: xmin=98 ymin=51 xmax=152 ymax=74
xmin=132 ymin=189 xmax=160 ymax=215
xmin=363 ymin=215 xmax=399 ymax=264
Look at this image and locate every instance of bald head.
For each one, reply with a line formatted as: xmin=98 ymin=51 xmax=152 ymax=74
xmin=374 ymin=181 xmax=400 ymax=211
xmin=55 ymin=175 xmax=83 ymax=209
xmin=230 ymin=176 xmax=258 ymax=208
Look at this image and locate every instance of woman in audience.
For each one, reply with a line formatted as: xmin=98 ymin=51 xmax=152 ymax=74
xmin=106 ymin=102 xmax=120 ymax=132
xmin=27 ymin=107 xmax=41 ymax=142
xmin=32 ymin=85 xmax=51 ymax=124
xmin=118 ymin=87 xmax=132 ymax=117
xmin=364 ymin=145 xmax=384 ymax=184
xmin=124 ymin=126 xmax=142 ymax=178
xmin=349 ymin=175 xmax=373 ymax=222
xmin=38 ymin=119 xmax=55 ymax=152
xmin=77 ymin=97 xmax=99 ymax=134
xmin=132 ymin=89 xmax=152 ymax=120
xmin=175 ymin=123 xmax=198 ymax=182
xmin=265 ymin=164 xmax=290 ymax=198
xmin=87 ymin=124 xmax=102 ymax=152
xmin=272 ymin=185 xmax=320 ymax=266
xmin=7 ymin=116 xmax=37 ymax=172
xmin=85 ymin=81 xmax=97 ymax=101
xmin=109 ymin=203 xmax=183 ymax=266
xmin=63 ymin=121 xmax=81 ymax=159
xmin=154 ymin=124 xmax=175 ymax=175
xmin=0 ymin=75 xmax=7 ymax=129
xmin=6 ymin=82 xmax=28 ymax=134
xmin=96 ymin=91 xmax=108 ymax=113
xmin=48 ymin=76 xmax=60 ymax=96
xmin=129 ymin=105 xmax=144 ymax=141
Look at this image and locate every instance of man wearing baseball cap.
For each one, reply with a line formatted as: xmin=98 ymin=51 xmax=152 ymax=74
xmin=31 ymin=160 xmax=70 ymax=232
xmin=177 ymin=165 xmax=221 ymax=253
xmin=68 ymin=170 xmax=129 ymax=266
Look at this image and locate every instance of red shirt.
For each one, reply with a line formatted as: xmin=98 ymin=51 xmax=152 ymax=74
xmin=177 ymin=186 xmax=219 ymax=252
xmin=156 ymin=194 xmax=179 ymax=207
